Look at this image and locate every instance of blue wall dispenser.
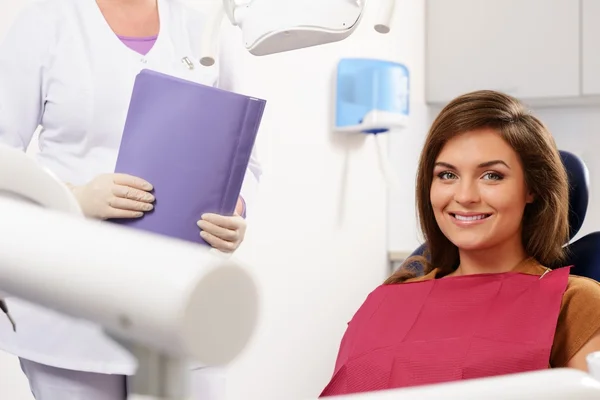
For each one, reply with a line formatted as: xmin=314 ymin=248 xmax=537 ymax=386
xmin=334 ymin=58 xmax=409 ymax=134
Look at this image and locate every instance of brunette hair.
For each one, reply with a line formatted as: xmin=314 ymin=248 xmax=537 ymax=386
xmin=385 ymin=90 xmax=570 ymax=284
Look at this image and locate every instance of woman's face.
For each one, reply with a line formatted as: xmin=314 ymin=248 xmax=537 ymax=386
xmin=430 ymin=128 xmax=534 ymax=252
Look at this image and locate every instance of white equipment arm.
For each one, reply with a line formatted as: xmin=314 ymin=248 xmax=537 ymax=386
xmin=0 ymin=196 xmax=258 ymax=366
xmin=324 ymin=369 xmax=600 ymax=400
xmin=0 ymin=144 xmax=259 ymax=399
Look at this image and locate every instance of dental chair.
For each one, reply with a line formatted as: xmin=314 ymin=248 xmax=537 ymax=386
xmin=404 ymin=150 xmax=600 ymax=281
xmin=561 ymin=151 xmax=600 ymax=281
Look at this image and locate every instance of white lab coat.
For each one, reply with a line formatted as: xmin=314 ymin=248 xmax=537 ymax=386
xmin=0 ymin=0 xmax=260 ymax=393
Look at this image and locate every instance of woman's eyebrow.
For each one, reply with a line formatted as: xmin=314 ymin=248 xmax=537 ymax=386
xmin=434 ymin=160 xmax=510 ymax=169
xmin=477 ymin=160 xmax=510 ymax=169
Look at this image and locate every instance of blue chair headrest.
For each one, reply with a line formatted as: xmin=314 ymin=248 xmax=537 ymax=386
xmin=566 ymin=232 xmax=600 ymax=281
xmin=559 ymin=151 xmax=589 ymax=241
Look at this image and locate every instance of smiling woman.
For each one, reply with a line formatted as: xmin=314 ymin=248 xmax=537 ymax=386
xmin=430 ymin=128 xmax=536 ymax=274
xmin=319 ymin=90 xmax=600 ymax=398
xmin=402 ymin=90 xmax=570 ymax=280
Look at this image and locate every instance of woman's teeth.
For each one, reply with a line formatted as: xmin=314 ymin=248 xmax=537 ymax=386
xmin=454 ymin=214 xmax=488 ymax=221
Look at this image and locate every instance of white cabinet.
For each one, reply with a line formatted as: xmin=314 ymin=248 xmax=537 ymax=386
xmin=583 ymin=0 xmax=600 ymax=96
xmin=426 ymin=0 xmax=581 ymax=105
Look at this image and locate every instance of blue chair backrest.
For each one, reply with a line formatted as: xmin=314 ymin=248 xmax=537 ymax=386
xmin=405 ymin=150 xmax=600 ymax=280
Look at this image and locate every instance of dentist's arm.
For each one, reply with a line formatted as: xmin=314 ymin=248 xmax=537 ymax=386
xmin=567 ymin=331 xmax=600 ymax=371
xmin=554 ymin=277 xmax=600 ymax=370
xmin=237 ymin=146 xmax=262 ymax=218
xmin=196 ymin=22 xmax=263 ymax=252
xmin=0 ymin=3 xmax=58 ymax=327
xmin=0 ymin=1 xmax=55 ymax=151
xmin=216 ymin=22 xmax=263 ymax=218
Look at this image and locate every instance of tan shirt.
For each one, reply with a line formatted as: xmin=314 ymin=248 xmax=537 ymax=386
xmin=404 ymin=258 xmax=600 ymax=367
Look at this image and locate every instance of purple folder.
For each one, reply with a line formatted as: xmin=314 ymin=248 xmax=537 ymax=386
xmin=111 ymin=69 xmax=266 ymax=246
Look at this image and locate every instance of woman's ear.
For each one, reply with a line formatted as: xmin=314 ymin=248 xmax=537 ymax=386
xmin=526 ymin=191 xmax=535 ymax=204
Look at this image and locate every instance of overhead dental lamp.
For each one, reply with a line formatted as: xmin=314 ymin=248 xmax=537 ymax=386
xmin=199 ymin=0 xmax=397 ymax=66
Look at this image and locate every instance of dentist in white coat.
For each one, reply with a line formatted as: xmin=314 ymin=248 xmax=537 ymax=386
xmin=0 ymin=0 xmax=261 ymax=398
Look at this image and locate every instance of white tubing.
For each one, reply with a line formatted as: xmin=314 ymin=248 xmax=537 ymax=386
xmin=374 ymin=0 xmax=396 ymax=34
xmin=374 ymin=134 xmax=401 ymax=190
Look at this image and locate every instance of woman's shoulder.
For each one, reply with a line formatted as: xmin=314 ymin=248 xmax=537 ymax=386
xmin=13 ymin=0 xmax=66 ymax=20
xmin=167 ymin=0 xmax=208 ymax=22
xmin=403 ymin=269 xmax=438 ymax=283
xmin=520 ymin=259 xmax=600 ymax=302
xmin=551 ymin=273 xmax=600 ymax=367
xmin=564 ymin=273 xmax=600 ymax=303
xmin=1 ymin=0 xmax=66 ymax=58
xmin=5 ymin=0 xmax=67 ymax=38
xmin=164 ymin=0 xmax=211 ymax=48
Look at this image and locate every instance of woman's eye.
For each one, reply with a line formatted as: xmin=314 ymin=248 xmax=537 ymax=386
xmin=483 ymin=172 xmax=503 ymax=181
xmin=437 ymin=171 xmax=456 ymax=180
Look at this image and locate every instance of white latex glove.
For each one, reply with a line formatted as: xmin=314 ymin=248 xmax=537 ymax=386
xmin=197 ymin=213 xmax=247 ymax=253
xmin=69 ymin=173 xmax=155 ymax=220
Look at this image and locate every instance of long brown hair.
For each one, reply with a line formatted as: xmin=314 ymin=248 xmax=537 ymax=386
xmin=385 ymin=90 xmax=570 ymax=284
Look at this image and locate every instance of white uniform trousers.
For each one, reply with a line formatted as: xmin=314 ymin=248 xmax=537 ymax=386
xmin=19 ymin=359 xmax=127 ymax=399
xmin=19 ymin=360 xmax=225 ymax=400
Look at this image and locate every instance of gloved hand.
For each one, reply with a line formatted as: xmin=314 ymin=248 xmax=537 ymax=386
xmin=197 ymin=212 xmax=247 ymax=253
xmin=68 ymin=173 xmax=155 ymax=220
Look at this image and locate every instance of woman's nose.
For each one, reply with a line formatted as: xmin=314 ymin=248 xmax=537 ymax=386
xmin=453 ymin=180 xmax=480 ymax=204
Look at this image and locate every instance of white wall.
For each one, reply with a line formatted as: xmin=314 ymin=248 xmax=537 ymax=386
xmin=534 ymin=107 xmax=600 ymax=242
xmin=0 ymin=1 xmax=427 ymax=400
xmin=219 ymin=2 xmax=427 ymax=399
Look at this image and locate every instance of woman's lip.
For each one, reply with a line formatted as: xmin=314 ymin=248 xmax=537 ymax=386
xmin=449 ymin=213 xmax=492 ymax=225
